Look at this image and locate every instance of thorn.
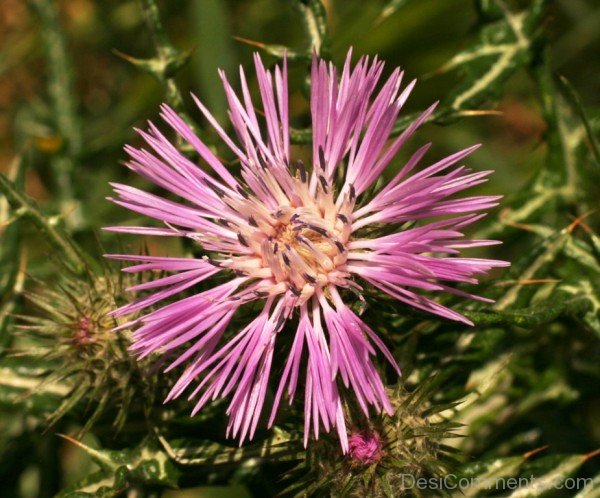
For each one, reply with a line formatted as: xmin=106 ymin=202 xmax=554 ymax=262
xmin=567 ymin=210 xmax=597 ymax=234
xmin=584 ymin=448 xmax=600 ymax=461
xmin=523 ymin=445 xmax=549 ymax=460
xmin=232 ymin=36 xmax=266 ymax=49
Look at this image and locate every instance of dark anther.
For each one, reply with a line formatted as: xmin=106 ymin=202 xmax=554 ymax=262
xmin=318 ymin=147 xmax=326 ymax=171
xmin=237 ymin=233 xmax=249 ymax=247
xmin=236 ymin=185 xmax=250 ymax=199
xmin=336 ymin=213 xmax=349 ymax=224
xmin=288 ymin=284 xmax=301 ymax=297
xmin=248 ymin=216 xmax=258 ymax=227
xmin=307 ymin=224 xmax=329 ymax=237
xmin=275 ymin=313 xmax=287 ymax=331
xmin=318 ymin=175 xmax=329 ymax=193
xmin=206 ymin=180 xmax=225 ymax=195
xmin=303 ymin=273 xmax=317 ymax=284
xmin=296 ymin=159 xmax=307 ymax=183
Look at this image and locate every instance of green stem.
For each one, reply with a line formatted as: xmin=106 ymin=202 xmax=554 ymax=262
xmin=0 ymin=173 xmax=89 ymax=273
xmin=0 ymin=156 xmax=26 ymax=349
xmin=30 ymin=0 xmax=82 ymax=218
xmin=297 ymin=0 xmax=330 ymax=58
xmin=464 ymin=295 xmax=591 ymax=328
xmin=139 ymin=0 xmax=189 ymax=117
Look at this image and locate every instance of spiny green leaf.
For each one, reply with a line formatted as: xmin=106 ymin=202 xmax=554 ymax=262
xmin=54 ymin=469 xmax=125 ymax=498
xmin=60 ymin=436 xmax=182 ymax=489
xmin=557 ymin=75 xmax=600 ymax=164
xmin=0 ymin=155 xmax=26 ymax=349
xmin=233 ymin=37 xmax=310 ymax=62
xmin=509 ymin=454 xmax=590 ymax=497
xmin=463 ymin=295 xmax=591 ymax=329
xmin=574 ymin=473 xmax=600 ymax=498
xmin=443 ymin=0 xmax=547 ymax=110
xmin=160 ymin=426 xmax=303 ymax=466
xmin=0 ymin=356 xmax=68 ymax=416
xmin=296 ymin=0 xmax=329 ymax=57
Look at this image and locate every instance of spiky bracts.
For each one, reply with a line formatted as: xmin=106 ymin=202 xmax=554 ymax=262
xmin=283 ymin=381 xmax=461 ymax=497
xmin=19 ymin=268 xmax=151 ymax=434
xmin=107 ymin=50 xmax=507 ymax=450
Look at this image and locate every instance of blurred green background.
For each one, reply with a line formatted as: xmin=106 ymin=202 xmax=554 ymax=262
xmin=2 ymin=0 xmax=598 ymax=233
xmin=1 ymin=0 xmax=599 ymax=497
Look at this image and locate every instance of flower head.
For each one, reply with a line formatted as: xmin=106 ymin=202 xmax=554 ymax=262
xmin=348 ymin=430 xmax=384 ymax=465
xmin=20 ymin=267 xmax=150 ymax=434
xmin=106 ymin=50 xmax=508 ymax=450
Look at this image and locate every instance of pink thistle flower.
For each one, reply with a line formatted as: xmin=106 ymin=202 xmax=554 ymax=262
xmin=348 ymin=430 xmax=384 ymax=465
xmin=106 ymin=50 xmax=508 ymax=452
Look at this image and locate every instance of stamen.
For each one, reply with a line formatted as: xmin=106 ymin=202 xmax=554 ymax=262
xmin=318 ymin=147 xmax=326 ymax=172
xmin=296 ymin=159 xmax=307 ymax=183
xmin=288 ymin=284 xmax=301 ymax=297
xmin=334 ymin=240 xmax=346 ymax=253
xmin=237 ymin=233 xmax=249 ymax=247
xmin=236 ymin=185 xmax=250 ymax=199
xmin=303 ymin=273 xmax=317 ymax=284
xmin=349 ymin=184 xmax=356 ymax=200
xmin=318 ymin=175 xmax=329 ymax=193
xmin=306 ymin=224 xmax=330 ymax=237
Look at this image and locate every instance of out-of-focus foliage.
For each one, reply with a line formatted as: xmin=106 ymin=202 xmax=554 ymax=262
xmin=0 ymin=0 xmax=598 ymax=497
